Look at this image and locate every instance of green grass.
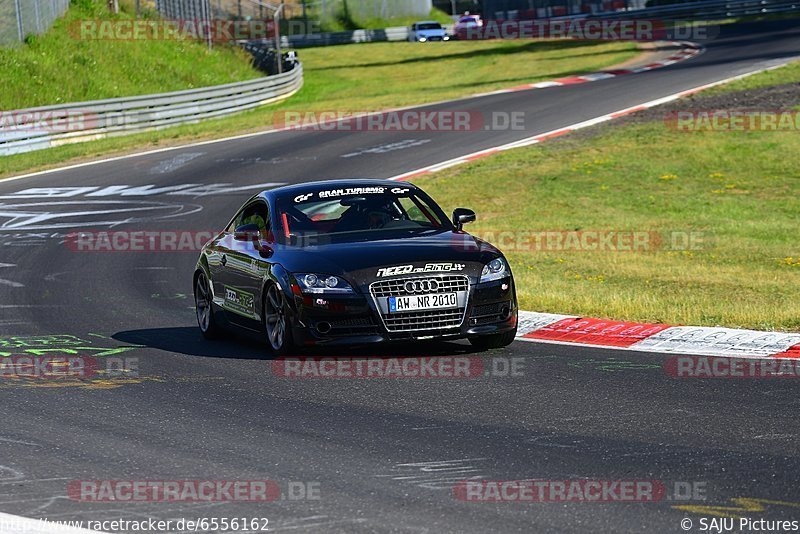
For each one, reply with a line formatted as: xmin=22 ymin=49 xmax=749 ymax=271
xmin=702 ymin=60 xmax=800 ymax=95
xmin=0 ymin=0 xmax=262 ymax=109
xmin=290 ymin=39 xmax=637 ymax=111
xmin=415 ymin=118 xmax=800 ymax=332
xmin=0 ymin=37 xmax=638 ymax=177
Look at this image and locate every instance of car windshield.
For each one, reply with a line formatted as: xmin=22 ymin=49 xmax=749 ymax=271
xmin=275 ymin=186 xmax=452 ymax=245
xmin=459 ymin=17 xmax=477 ymax=23
xmin=418 ymin=23 xmax=442 ymax=30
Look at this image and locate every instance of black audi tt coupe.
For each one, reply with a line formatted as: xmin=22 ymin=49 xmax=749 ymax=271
xmin=193 ymin=180 xmax=517 ymax=354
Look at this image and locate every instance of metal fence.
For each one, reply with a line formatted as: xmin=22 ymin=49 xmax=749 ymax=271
xmin=155 ymin=0 xmax=214 ymax=20
xmin=311 ymin=0 xmax=434 ymax=21
xmin=0 ymin=0 xmax=70 ymax=46
xmin=195 ymin=0 xmax=434 ymax=24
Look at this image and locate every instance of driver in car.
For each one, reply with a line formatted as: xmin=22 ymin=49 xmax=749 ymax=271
xmin=335 ymin=196 xmax=397 ymax=231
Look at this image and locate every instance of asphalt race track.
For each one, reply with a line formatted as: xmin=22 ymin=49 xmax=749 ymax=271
xmin=1 ymin=21 xmax=799 ymax=533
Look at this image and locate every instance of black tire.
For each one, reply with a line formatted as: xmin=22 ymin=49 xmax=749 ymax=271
xmin=469 ymin=329 xmax=517 ymax=351
xmin=195 ymin=270 xmax=222 ymax=340
xmin=263 ymin=283 xmax=295 ymax=356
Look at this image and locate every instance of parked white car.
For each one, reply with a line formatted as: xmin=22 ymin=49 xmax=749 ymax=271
xmin=408 ymin=21 xmax=450 ymax=42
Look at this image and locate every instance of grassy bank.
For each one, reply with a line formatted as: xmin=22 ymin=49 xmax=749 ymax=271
xmin=0 ymin=0 xmax=262 ymax=110
xmin=415 ymin=64 xmax=800 ymax=331
xmin=0 ymin=36 xmax=638 ymax=177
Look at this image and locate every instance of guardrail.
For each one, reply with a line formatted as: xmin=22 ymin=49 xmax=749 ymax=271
xmin=587 ymin=0 xmax=800 ymax=19
xmin=278 ymin=27 xmax=408 ymax=48
xmin=0 ymin=63 xmax=303 ymax=157
xmin=515 ymin=0 xmax=800 ymax=20
xmin=277 ymin=25 xmax=454 ymax=48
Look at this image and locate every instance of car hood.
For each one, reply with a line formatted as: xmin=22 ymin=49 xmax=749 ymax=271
xmin=276 ymin=231 xmax=502 ymax=284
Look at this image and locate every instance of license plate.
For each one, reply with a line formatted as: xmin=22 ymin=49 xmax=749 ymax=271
xmin=388 ymin=292 xmax=458 ymax=313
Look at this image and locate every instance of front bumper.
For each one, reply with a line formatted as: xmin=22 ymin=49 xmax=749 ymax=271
xmin=415 ymin=35 xmax=449 ymax=42
xmin=289 ymin=276 xmax=517 ymax=346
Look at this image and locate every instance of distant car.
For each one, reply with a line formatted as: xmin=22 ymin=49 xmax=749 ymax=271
xmin=193 ymin=180 xmax=518 ymax=354
xmin=454 ymin=15 xmax=483 ymax=39
xmin=408 ymin=21 xmax=450 ymax=42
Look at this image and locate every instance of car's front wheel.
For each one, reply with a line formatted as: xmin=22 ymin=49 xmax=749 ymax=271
xmin=195 ymin=271 xmax=222 ymax=340
xmin=469 ymin=329 xmax=517 ymax=351
xmin=263 ymin=283 xmax=295 ymax=356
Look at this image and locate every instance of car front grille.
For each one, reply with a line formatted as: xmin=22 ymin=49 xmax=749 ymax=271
xmin=370 ymin=275 xmax=469 ymax=298
xmin=369 ymin=275 xmax=469 ymax=333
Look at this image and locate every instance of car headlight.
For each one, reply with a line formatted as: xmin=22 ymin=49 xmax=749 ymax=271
xmin=480 ymin=258 xmax=509 ymax=283
xmin=295 ymin=273 xmax=355 ymax=294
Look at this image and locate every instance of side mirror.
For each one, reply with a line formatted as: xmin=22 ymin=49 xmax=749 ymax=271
xmin=235 ymin=224 xmax=275 ymax=258
xmin=256 ymin=243 xmax=274 ymax=259
xmin=233 ymin=223 xmax=261 ymax=242
xmin=452 ymin=208 xmax=476 ymax=231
